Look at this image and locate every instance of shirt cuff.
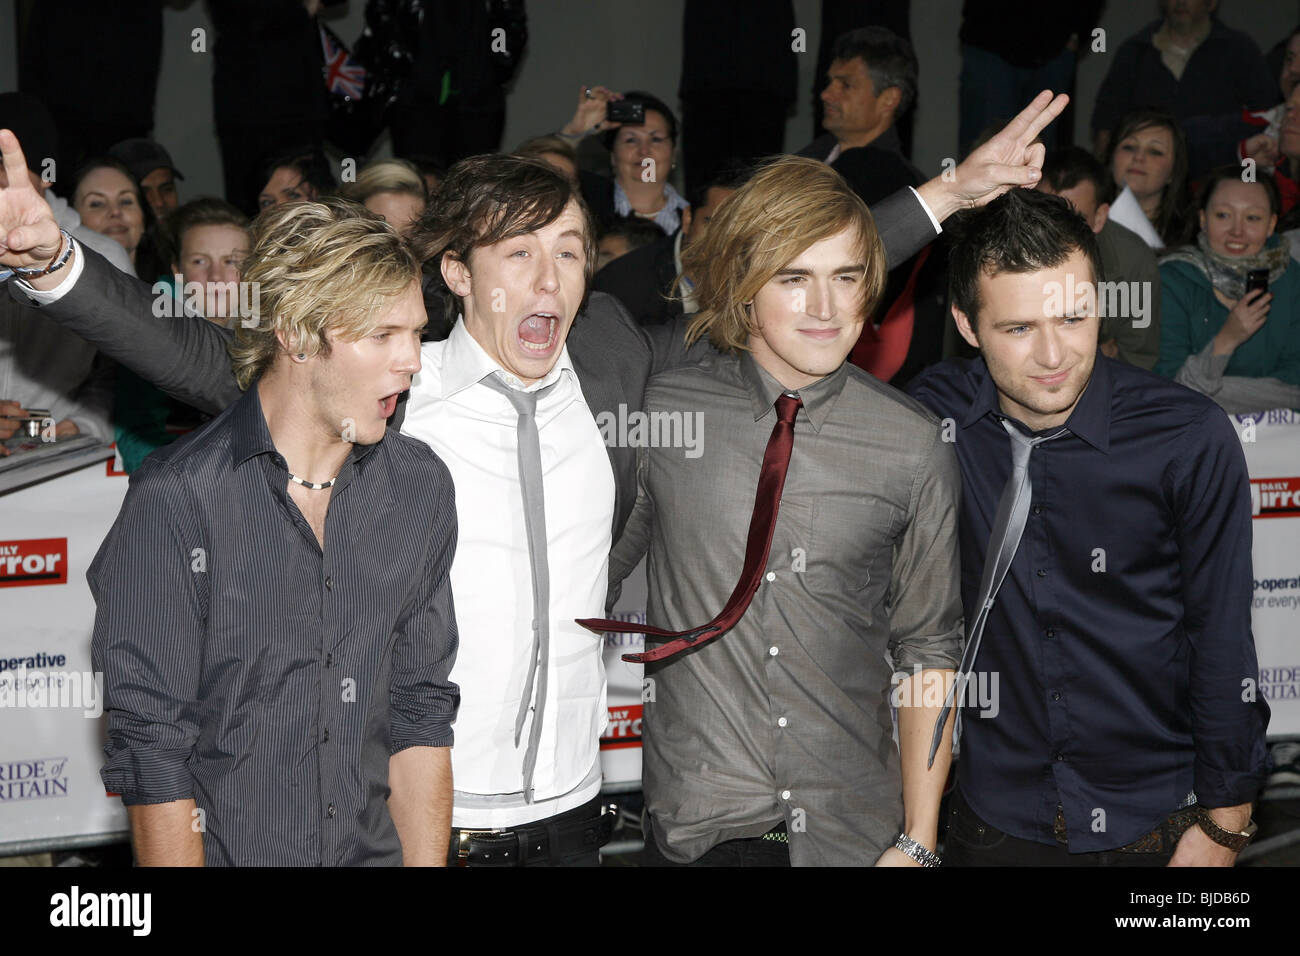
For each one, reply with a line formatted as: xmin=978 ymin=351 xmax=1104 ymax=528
xmin=14 ymin=236 xmax=86 ymax=304
xmin=908 ymin=186 xmax=943 ymax=236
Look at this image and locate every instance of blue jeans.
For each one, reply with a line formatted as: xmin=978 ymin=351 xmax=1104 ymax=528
xmin=959 ymin=44 xmax=1076 ymax=158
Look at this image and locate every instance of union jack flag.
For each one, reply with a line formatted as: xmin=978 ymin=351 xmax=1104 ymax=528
xmin=320 ymin=23 xmax=366 ymax=102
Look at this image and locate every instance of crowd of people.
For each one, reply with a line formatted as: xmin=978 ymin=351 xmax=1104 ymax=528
xmin=0 ymin=1 xmax=1294 ymax=869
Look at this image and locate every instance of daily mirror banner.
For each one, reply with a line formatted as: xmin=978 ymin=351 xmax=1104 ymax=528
xmin=1238 ymin=410 xmax=1300 ymax=738
xmin=0 ymin=456 xmax=129 ymax=853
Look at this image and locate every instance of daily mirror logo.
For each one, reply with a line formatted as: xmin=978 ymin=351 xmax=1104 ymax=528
xmin=0 ymin=538 xmax=68 ymax=588
xmin=1250 ymin=478 xmax=1300 ymax=519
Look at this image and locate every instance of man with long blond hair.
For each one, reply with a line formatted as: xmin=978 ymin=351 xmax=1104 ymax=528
xmin=89 ymin=198 xmax=459 ymax=866
xmin=603 ymin=157 xmax=964 ymax=867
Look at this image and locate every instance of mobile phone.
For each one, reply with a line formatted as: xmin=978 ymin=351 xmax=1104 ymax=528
xmin=606 ymin=100 xmax=645 ymax=125
xmin=1245 ymin=268 xmax=1269 ymax=297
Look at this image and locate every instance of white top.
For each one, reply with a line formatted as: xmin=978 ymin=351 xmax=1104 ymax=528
xmin=402 ymin=319 xmax=615 ymax=828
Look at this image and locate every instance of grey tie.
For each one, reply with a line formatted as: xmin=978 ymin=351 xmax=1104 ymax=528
xmin=481 ymin=372 xmax=558 ymax=802
xmin=927 ymin=419 xmax=1068 ymax=768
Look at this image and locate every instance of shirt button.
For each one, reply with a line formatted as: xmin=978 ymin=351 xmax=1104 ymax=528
xmin=1044 ymin=628 xmax=1056 ymax=639
xmin=765 ymin=571 xmax=776 ymax=582
xmin=1036 ymin=568 xmax=1047 ymax=578
xmin=327 ymin=803 xmax=336 ymax=817
xmin=325 ymin=653 xmax=333 ymax=668
xmin=323 ymin=728 xmax=330 ymax=742
xmin=768 ymin=646 xmax=779 ymax=657
xmin=1032 ymin=505 xmax=1043 ymax=516
xmin=1051 ymin=692 xmax=1061 ymax=702
xmin=325 ymin=576 xmax=333 ymax=590
xmin=1054 ymin=753 xmax=1065 ymax=762
xmin=777 ymin=717 xmax=788 ymax=728
xmin=780 ymin=790 xmax=791 ymax=800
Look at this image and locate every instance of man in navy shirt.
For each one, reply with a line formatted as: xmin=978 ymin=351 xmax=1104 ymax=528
xmin=908 ymin=188 xmax=1270 ymax=866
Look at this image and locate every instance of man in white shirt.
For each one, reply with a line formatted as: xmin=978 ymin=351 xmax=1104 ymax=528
xmin=402 ymin=156 xmax=618 ymax=863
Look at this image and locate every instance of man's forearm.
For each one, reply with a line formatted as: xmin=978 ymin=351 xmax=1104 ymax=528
xmin=895 ymin=669 xmax=956 ymax=851
xmin=128 ymin=799 xmax=204 ymax=866
xmin=388 ymin=746 xmax=453 ymax=866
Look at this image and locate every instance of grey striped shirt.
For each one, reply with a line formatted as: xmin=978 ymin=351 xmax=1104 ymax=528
xmin=90 ymin=383 xmax=460 ymax=866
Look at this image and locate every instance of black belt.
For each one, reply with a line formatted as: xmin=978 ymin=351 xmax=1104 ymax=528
xmin=448 ymin=799 xmax=614 ymax=867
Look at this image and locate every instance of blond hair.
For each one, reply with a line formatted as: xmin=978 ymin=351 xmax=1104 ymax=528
xmin=229 ymin=198 xmax=420 ymax=390
xmin=337 ymin=158 xmax=428 ymax=205
xmin=682 ymin=156 xmax=886 ymax=354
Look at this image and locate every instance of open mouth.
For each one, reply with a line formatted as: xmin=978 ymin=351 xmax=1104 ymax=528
xmin=378 ymin=392 xmax=400 ymax=418
xmin=518 ymin=312 xmax=559 ymax=354
xmin=1223 ymin=242 xmax=1249 ymax=254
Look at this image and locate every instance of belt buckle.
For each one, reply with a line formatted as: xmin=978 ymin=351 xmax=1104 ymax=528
xmin=454 ymin=826 xmax=504 ymax=867
xmin=1053 ymin=806 xmax=1068 ymax=846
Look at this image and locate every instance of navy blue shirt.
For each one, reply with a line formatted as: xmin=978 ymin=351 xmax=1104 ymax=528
xmin=91 ymin=383 xmax=460 ymax=866
xmin=908 ymin=354 xmax=1270 ymax=851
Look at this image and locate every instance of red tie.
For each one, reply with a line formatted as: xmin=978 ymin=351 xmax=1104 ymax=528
xmin=578 ymin=393 xmax=802 ymax=664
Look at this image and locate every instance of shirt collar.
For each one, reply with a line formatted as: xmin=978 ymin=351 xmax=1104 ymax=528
xmin=962 ymin=352 xmax=1112 ymax=452
xmin=229 ymin=379 xmax=381 ymax=469
xmin=738 ymin=351 xmax=848 ymax=434
xmin=439 ymin=314 xmax=576 ymax=399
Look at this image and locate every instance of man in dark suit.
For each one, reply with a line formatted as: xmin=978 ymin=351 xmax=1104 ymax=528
xmin=799 ymin=26 xmax=923 ymax=207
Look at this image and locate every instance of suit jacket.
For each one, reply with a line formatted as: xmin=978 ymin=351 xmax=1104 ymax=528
xmin=591 ymin=232 xmax=681 ymax=328
xmin=9 ymin=186 xmax=936 ymax=538
xmin=797 ymin=127 xmax=923 ymax=207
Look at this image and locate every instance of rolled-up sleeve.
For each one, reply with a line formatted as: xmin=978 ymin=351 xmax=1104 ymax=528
xmin=388 ymin=459 xmax=460 ymax=752
xmin=1172 ymin=407 xmax=1271 ymax=807
xmin=90 ymin=461 xmax=206 ymax=805
xmin=887 ymin=426 xmax=965 ymax=671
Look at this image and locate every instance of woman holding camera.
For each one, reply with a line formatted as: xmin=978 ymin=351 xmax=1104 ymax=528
xmin=1156 ymin=168 xmax=1300 ymax=412
xmin=558 ymin=85 xmax=688 ymax=235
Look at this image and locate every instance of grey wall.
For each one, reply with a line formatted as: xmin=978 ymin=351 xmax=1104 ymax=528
xmin=3 ymin=0 xmax=1298 ymax=202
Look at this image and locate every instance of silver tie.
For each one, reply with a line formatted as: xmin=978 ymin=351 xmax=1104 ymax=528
xmin=927 ymin=419 xmax=1068 ymax=767
xmin=481 ymin=372 xmax=558 ymax=802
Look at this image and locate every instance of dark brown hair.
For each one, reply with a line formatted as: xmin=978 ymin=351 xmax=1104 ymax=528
xmin=408 ymin=154 xmax=598 ymax=321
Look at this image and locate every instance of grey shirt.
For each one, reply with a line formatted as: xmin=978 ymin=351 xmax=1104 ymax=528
xmin=91 ymin=384 xmax=460 ymax=865
xmin=610 ymin=352 xmax=964 ymax=866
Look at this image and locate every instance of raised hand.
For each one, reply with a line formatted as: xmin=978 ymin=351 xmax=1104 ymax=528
xmin=918 ymin=90 xmax=1070 ymax=222
xmin=0 ymin=129 xmax=63 ymax=271
xmin=560 ymin=85 xmax=624 ymax=138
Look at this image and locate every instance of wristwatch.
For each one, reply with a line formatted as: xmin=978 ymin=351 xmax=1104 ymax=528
xmin=1195 ymin=809 xmax=1257 ymax=852
xmin=893 ymin=832 xmax=941 ymax=867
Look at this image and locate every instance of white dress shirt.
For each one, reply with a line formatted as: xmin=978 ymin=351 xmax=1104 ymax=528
xmin=402 ymin=319 xmax=615 ymax=828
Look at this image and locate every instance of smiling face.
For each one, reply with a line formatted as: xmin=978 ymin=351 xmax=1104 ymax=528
xmin=1112 ymin=125 xmax=1175 ymax=204
xmin=303 ymin=280 xmax=426 ymax=446
xmin=74 ymin=166 xmax=144 ymax=257
xmin=442 ymin=201 xmax=588 ymax=385
xmin=747 ymin=226 xmax=868 ymax=391
xmin=1200 ymin=179 xmax=1277 ymax=258
xmin=955 ymin=250 xmax=1099 ymax=431
xmin=611 ymin=109 xmax=675 ymax=189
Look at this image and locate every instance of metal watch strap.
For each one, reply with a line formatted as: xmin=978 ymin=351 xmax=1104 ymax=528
xmin=893 ymin=832 xmax=941 ymax=867
xmin=1195 ymin=809 xmax=1256 ymax=852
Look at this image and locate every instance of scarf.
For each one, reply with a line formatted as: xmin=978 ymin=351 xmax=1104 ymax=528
xmin=1159 ymin=232 xmax=1291 ymax=300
